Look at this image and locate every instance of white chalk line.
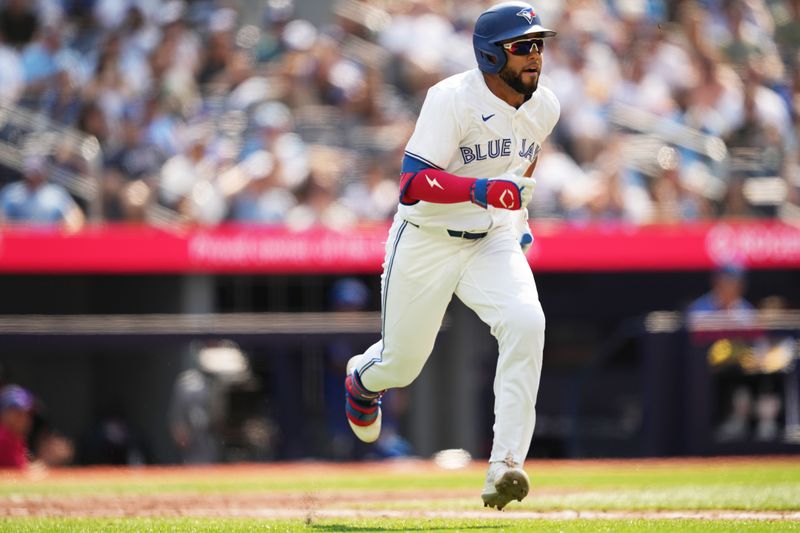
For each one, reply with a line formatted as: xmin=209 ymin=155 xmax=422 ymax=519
xmin=136 ymin=508 xmax=800 ymax=521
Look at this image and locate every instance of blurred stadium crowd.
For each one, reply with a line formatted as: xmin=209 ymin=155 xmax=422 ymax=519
xmin=0 ymin=0 xmax=798 ymax=228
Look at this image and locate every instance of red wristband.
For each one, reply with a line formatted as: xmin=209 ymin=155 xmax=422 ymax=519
xmin=402 ymin=169 xmax=476 ymax=204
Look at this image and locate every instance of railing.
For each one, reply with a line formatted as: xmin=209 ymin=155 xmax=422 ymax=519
xmin=0 ymin=103 xmax=102 ymax=219
xmin=0 ymin=103 xmax=185 ymax=226
xmin=0 ymin=312 xmax=382 ymax=339
xmin=609 ymin=102 xmax=800 ymax=221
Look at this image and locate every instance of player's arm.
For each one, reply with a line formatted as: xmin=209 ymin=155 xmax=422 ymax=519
xmin=399 ymin=155 xmax=535 ymax=211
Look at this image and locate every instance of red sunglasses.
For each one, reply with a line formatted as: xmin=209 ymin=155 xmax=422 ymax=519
xmin=502 ymin=38 xmax=545 ymax=56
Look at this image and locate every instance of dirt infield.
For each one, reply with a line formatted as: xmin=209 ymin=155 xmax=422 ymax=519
xmin=0 ymin=459 xmax=798 ymax=521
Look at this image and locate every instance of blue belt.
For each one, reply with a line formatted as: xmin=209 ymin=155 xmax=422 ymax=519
xmin=446 ymin=229 xmax=488 ymax=240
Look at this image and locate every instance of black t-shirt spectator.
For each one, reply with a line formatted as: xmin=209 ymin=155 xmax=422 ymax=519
xmin=0 ymin=4 xmax=38 ymax=48
xmin=106 ymin=144 xmax=165 ymax=182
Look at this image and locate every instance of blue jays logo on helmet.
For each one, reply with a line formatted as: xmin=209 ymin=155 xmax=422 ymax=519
xmin=473 ymin=2 xmax=556 ymax=74
xmin=516 ymin=7 xmax=536 ymax=24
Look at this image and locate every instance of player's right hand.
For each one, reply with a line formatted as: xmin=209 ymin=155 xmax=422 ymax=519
xmin=470 ymin=174 xmax=536 ymax=210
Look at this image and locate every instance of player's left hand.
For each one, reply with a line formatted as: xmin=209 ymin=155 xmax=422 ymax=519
xmin=511 ymin=157 xmax=539 ymax=207
xmin=518 ymin=177 xmax=536 ymax=206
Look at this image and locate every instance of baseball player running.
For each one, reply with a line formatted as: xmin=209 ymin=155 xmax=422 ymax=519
xmin=344 ymin=1 xmax=559 ymax=510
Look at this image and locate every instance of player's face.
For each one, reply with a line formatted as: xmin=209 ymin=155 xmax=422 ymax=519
xmin=499 ymin=37 xmax=545 ymax=96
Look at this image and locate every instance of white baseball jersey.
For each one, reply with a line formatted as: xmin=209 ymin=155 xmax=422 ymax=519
xmin=351 ymin=67 xmax=561 ymax=470
xmin=400 ymin=68 xmax=560 ymax=231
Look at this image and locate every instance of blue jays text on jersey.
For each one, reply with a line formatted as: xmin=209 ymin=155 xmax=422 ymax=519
xmin=400 ymin=68 xmax=559 ymax=231
xmin=460 ymin=138 xmax=541 ymax=165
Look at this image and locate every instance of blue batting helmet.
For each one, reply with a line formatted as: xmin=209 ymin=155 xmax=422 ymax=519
xmin=473 ymin=2 xmax=556 ymax=74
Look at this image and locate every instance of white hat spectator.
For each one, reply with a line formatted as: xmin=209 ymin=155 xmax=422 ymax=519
xmin=282 ymin=19 xmax=317 ymax=51
xmin=253 ymin=102 xmax=294 ymax=132
xmin=22 ymin=155 xmax=46 ymax=175
xmin=209 ymin=8 xmax=237 ymax=34
xmin=242 ymin=150 xmax=276 ymax=181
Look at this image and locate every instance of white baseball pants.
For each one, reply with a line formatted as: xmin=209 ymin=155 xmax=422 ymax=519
xmin=352 ymin=214 xmax=545 ymax=465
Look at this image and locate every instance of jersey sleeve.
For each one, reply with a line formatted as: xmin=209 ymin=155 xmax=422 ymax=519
xmin=403 ymin=84 xmax=462 ymax=170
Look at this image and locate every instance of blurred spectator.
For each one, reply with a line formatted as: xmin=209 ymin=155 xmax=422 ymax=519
xmin=0 ymin=384 xmax=74 ymax=469
xmin=529 ymin=141 xmax=581 ymax=219
xmin=719 ymin=176 xmax=759 ymax=218
xmin=0 ymin=0 xmax=38 ymax=50
xmin=715 ymin=0 xmax=776 ymax=66
xmin=287 ymin=171 xmax=357 ymax=230
xmin=0 ymin=155 xmax=85 ymax=231
xmin=102 ymin=110 xmax=165 ymax=221
xmin=159 ymin=124 xmax=224 ymax=223
xmin=0 ymin=0 xmax=793 ymax=226
xmin=230 ymin=150 xmax=296 ymax=223
xmin=687 ymin=263 xmax=757 ymax=443
xmin=20 ymin=24 xmax=64 ymax=100
xmin=340 ymin=158 xmax=397 ymax=222
xmin=0 ymin=385 xmax=34 ymax=469
xmin=613 ymin=49 xmax=674 ymax=117
xmin=0 ymin=34 xmax=23 ymax=104
xmin=198 ymin=9 xmax=237 ymax=86
xmin=771 ymin=0 xmax=800 ymax=64
xmin=82 ymin=35 xmax=135 ymax=124
xmin=687 ymin=262 xmax=755 ymax=315
xmin=752 ymin=296 xmax=796 ymax=441
xmin=77 ymin=101 xmax=112 ymax=151
xmin=650 ymin=149 xmax=713 ymax=223
xmin=547 ymin=36 xmax=614 ymax=164
xmin=80 ymin=414 xmax=148 ymax=466
xmin=683 ymin=53 xmax=743 ymax=137
xmin=29 ymin=423 xmax=73 ymax=468
xmin=566 ymin=136 xmax=653 ymax=223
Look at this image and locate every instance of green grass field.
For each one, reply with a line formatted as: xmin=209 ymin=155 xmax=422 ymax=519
xmin=3 ymin=517 xmax=798 ymax=532
xmin=0 ymin=458 xmax=797 ymax=532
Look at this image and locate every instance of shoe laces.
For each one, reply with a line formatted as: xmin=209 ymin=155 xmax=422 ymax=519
xmin=346 ymin=373 xmax=384 ymax=403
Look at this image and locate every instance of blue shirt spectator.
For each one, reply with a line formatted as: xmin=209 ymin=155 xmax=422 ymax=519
xmin=0 ymin=156 xmax=84 ymax=230
xmin=20 ymin=27 xmax=62 ymax=84
xmin=0 ymin=181 xmax=74 ymax=223
xmin=687 ymin=263 xmax=755 ymax=314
